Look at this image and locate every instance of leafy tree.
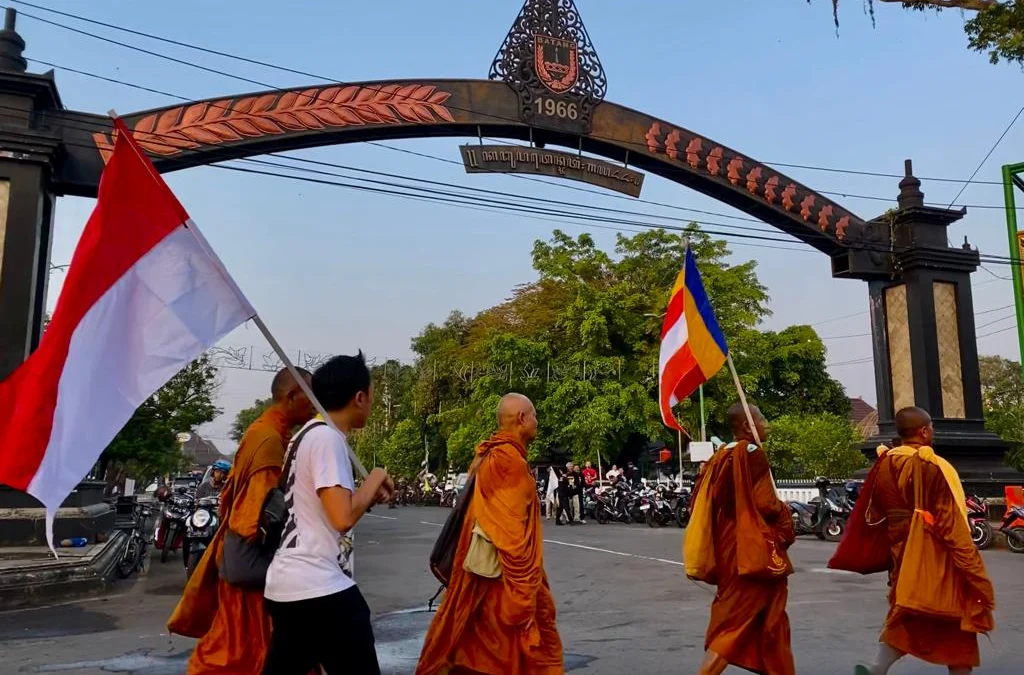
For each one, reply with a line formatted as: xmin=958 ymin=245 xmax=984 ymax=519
xmin=766 ymin=412 xmax=866 ymax=479
xmin=819 ymin=1 xmax=1024 ymax=66
xmin=362 ymin=226 xmax=848 ymax=479
xmin=378 ymin=418 xmax=428 ymax=477
xmin=979 ymin=354 xmax=1024 ymax=469
xmin=98 ymin=356 xmax=221 ymax=488
xmin=231 ymin=398 xmax=272 ymax=442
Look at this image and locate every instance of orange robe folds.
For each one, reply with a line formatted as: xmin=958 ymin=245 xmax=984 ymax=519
xmin=870 ymin=448 xmax=995 ymax=669
xmin=167 ymin=407 xmax=291 ymax=675
xmin=699 ymin=442 xmax=795 ymax=675
xmin=416 ymin=432 xmax=563 ymax=675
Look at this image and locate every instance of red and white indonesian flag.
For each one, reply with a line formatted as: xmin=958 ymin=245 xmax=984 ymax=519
xmin=0 ymin=119 xmax=255 ymax=550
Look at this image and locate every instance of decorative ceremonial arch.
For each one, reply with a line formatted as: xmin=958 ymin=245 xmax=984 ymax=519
xmin=0 ymin=1 xmax=1013 ymax=483
xmin=66 ymin=78 xmax=873 ymax=263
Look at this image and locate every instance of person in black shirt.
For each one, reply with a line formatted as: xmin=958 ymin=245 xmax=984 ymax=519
xmin=555 ymin=462 xmax=575 ymax=525
xmin=571 ymin=464 xmax=585 ymax=524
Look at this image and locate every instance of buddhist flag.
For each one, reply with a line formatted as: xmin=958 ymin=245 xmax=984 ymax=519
xmin=0 ymin=119 xmax=255 ymax=551
xmin=658 ymin=246 xmax=728 ymax=430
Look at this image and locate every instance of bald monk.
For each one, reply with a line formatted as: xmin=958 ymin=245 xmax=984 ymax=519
xmin=416 ymin=393 xmax=563 ymax=675
xmin=852 ymin=407 xmax=994 ymax=675
xmin=694 ymin=402 xmax=795 ymax=675
xmin=168 ymin=368 xmax=315 ymax=675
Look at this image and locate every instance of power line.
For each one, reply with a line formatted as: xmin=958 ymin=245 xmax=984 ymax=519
xmin=27 ymin=88 xmax=1024 ymax=272
xmin=36 ymin=94 xmax=1024 ymax=269
xmin=9 ymin=0 xmax=1013 ymax=190
xmin=978 ymin=324 xmax=1018 ymax=340
xmin=13 ymin=4 xmax=1023 ymax=212
xmin=946 ymin=102 xmax=1024 ymax=208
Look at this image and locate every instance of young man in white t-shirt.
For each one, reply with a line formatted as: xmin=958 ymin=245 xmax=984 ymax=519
xmin=262 ymin=353 xmax=393 ymax=675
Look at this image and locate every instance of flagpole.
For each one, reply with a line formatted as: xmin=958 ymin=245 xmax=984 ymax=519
xmin=109 ymin=116 xmax=370 ymax=481
xmin=725 ymin=353 xmax=777 ymax=493
xmin=677 ymin=425 xmax=684 ymax=480
xmin=699 ymin=384 xmax=706 ymax=443
xmin=252 ymin=316 xmax=369 ymax=479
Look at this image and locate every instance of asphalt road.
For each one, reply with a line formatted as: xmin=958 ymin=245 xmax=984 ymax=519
xmin=1 ymin=506 xmax=1021 ymax=674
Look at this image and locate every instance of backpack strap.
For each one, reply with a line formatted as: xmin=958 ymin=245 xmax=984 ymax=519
xmin=279 ymin=421 xmax=328 ymax=490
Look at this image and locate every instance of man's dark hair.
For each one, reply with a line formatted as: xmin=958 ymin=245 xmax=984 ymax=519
xmin=312 ymin=352 xmax=371 ymax=411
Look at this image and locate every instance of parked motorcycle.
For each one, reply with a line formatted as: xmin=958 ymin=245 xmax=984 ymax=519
xmin=116 ymin=499 xmax=152 ymax=579
xmin=643 ymin=484 xmax=676 ymax=527
xmin=672 ymin=480 xmax=693 ymax=528
xmin=999 ymin=504 xmax=1024 ymax=553
xmin=593 ymin=483 xmax=633 ymax=524
xmin=788 ymin=477 xmax=849 ymax=542
xmin=155 ymin=486 xmax=194 ymax=563
xmin=965 ymin=493 xmax=993 ymax=550
xmin=185 ymin=495 xmax=220 ymax=579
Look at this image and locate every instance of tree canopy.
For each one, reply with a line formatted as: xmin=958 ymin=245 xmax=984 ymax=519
xmin=979 ymin=354 xmax=1024 ymax=469
xmin=347 ymin=226 xmax=851 ymax=477
xmin=819 ymin=1 xmax=1024 ymax=66
xmin=766 ymin=412 xmax=866 ymax=479
xmin=99 ymin=355 xmax=221 ymax=487
xmin=230 ymin=398 xmax=272 ymax=442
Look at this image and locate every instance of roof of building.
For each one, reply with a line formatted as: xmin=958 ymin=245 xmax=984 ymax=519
xmin=849 ymin=397 xmax=879 ymax=438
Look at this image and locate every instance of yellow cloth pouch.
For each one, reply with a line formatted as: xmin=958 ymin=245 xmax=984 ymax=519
xmin=463 ymin=521 xmax=502 ymax=578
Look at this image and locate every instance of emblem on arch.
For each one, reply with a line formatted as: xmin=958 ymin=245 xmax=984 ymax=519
xmin=534 ymin=34 xmax=579 ymax=94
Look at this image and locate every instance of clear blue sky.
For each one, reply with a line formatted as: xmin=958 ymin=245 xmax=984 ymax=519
xmin=25 ymin=1 xmax=1024 ymax=451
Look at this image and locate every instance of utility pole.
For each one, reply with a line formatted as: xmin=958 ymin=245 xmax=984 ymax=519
xmin=1002 ymin=162 xmax=1024 ymax=371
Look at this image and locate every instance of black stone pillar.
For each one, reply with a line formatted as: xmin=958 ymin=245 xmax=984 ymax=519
xmin=0 ymin=9 xmax=61 ymax=380
xmin=862 ymin=161 xmax=1013 ymax=492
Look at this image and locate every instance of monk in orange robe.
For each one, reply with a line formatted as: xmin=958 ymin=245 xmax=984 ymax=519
xmin=695 ymin=402 xmax=795 ymax=675
xmin=168 ymin=367 xmax=314 ymax=675
xmin=852 ymin=407 xmax=994 ymax=675
xmin=416 ymin=393 xmax=563 ymax=675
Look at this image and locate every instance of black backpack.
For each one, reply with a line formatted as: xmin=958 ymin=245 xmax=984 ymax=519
xmin=429 ymin=471 xmax=477 ymax=587
xmin=219 ymin=421 xmax=325 ymax=589
xmin=426 ymin=450 xmax=491 ymax=608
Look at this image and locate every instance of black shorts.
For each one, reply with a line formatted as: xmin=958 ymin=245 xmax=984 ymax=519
xmin=262 ymin=586 xmax=380 ymax=675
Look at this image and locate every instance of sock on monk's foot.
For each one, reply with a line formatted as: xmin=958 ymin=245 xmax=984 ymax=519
xmin=860 ymin=643 xmax=903 ymax=675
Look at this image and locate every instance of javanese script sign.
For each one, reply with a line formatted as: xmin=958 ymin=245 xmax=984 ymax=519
xmin=459 ymin=144 xmax=645 ymax=197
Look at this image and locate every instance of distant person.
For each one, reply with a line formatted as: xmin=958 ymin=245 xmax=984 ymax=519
xmin=556 ymin=462 xmax=575 ymax=525
xmin=195 ymin=459 xmax=231 ymax=501
xmin=845 ymin=407 xmax=994 ymax=675
xmin=606 ymin=464 xmax=621 ymax=482
xmin=262 ymin=353 xmax=394 ymax=675
xmin=168 ymin=367 xmax=314 ymax=675
xmin=626 ymin=461 xmax=639 ymax=486
xmin=582 ymin=461 xmax=597 ymax=487
xmin=416 ymin=393 xmax=562 ymax=675
xmin=571 ymin=463 xmax=585 ymax=524
xmin=691 ymin=402 xmax=795 ymax=675
xmin=545 ymin=466 xmax=558 ymax=520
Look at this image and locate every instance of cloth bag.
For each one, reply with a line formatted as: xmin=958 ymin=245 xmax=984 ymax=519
xmin=463 ymin=521 xmax=502 ymax=578
xmin=219 ymin=421 xmax=325 ymax=589
xmin=733 ymin=441 xmax=793 ymax=581
xmin=683 ymin=459 xmax=717 ymax=583
xmin=828 ymin=449 xmax=892 ymax=575
xmin=429 ymin=451 xmax=490 ymax=586
xmin=894 ymin=457 xmax=966 ymax=620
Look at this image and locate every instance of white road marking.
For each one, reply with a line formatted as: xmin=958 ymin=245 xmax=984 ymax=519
xmin=808 ymin=567 xmax=856 ymax=575
xmin=365 ymin=513 xmax=398 ymax=520
xmin=542 ymin=538 xmax=683 ymax=567
xmin=421 ymin=521 xmax=443 ymax=527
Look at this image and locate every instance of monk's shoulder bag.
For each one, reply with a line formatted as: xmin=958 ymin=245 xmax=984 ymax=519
xmin=428 ymin=450 xmax=493 ymax=588
xmin=220 ymin=420 xmax=326 ymax=589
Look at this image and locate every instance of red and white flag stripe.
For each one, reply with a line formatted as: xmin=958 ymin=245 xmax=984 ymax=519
xmin=0 ymin=119 xmax=254 ymax=548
